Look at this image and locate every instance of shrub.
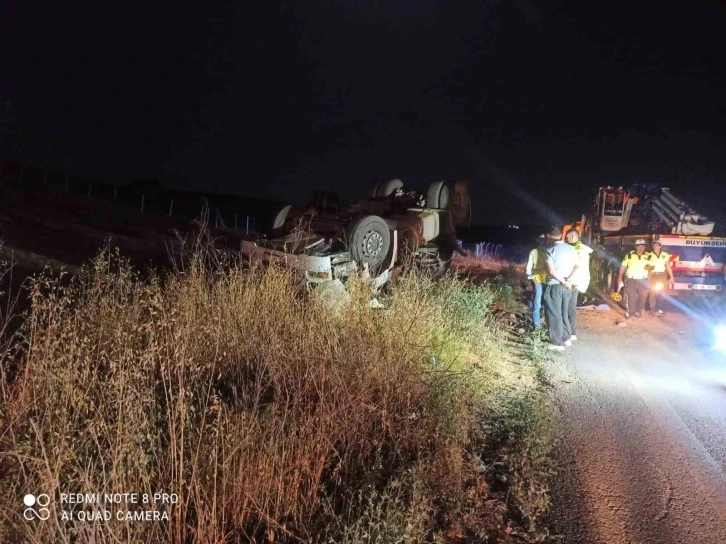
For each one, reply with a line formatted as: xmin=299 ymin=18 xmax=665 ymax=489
xmin=0 ymin=241 xmax=546 ymax=543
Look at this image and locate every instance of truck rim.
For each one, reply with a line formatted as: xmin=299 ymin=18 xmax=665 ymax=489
xmin=364 ymin=231 xmax=384 ymax=256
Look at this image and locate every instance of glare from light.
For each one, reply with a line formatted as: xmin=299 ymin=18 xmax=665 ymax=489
xmin=654 ymin=282 xmax=664 ymax=291
xmin=715 ymin=326 xmax=726 ymax=353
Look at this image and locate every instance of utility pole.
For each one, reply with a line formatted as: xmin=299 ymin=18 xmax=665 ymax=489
xmin=169 ymin=199 xmax=174 ymax=217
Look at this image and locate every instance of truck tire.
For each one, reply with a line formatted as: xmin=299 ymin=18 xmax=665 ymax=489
xmin=347 ymin=215 xmax=391 ymax=271
xmin=448 ymin=181 xmax=471 ymax=226
xmin=426 ymin=181 xmax=447 ymax=209
xmin=595 ymin=260 xmax=611 ymax=292
xmin=426 ymin=181 xmax=471 ymax=226
xmin=372 ymin=178 xmax=404 ymax=198
xmin=272 ymin=204 xmax=292 ymax=230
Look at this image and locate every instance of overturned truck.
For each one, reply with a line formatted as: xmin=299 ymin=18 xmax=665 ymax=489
xmin=241 ymin=180 xmax=472 ymax=289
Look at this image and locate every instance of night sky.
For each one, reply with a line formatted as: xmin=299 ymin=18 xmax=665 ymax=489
xmin=2 ymin=1 xmax=725 ymax=226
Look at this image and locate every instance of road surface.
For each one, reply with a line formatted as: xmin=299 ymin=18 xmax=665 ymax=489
xmin=545 ymin=303 xmax=726 ymax=543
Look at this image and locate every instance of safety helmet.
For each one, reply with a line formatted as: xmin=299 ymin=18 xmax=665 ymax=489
xmin=652 ymin=238 xmax=662 ymax=246
xmin=635 ymin=238 xmax=647 ymax=246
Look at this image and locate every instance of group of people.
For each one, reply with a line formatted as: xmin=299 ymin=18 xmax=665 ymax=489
xmin=617 ymin=238 xmax=674 ymax=319
xmin=527 ymin=230 xmax=678 ymax=351
xmin=526 ymin=226 xmax=593 ymax=352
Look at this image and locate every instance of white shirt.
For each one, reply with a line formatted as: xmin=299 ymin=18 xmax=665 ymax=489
xmin=569 ymin=242 xmax=593 ymax=293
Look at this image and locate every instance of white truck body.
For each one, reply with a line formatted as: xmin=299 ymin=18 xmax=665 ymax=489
xmin=241 ymin=230 xmax=399 ymax=291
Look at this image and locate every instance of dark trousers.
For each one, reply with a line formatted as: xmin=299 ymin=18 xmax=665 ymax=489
xmin=625 ymin=278 xmax=649 ymax=315
xmin=567 ymin=289 xmax=579 ymax=336
xmin=543 ymin=284 xmax=573 ymax=346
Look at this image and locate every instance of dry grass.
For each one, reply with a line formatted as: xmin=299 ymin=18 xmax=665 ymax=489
xmin=0 ymin=234 xmax=549 ymax=543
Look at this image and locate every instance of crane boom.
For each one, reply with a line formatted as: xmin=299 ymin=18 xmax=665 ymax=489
xmin=588 ymin=185 xmax=715 ymax=237
xmin=652 ymin=188 xmax=714 ymax=235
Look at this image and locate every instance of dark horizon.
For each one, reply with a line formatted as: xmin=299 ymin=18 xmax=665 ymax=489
xmin=2 ymin=1 xmax=725 ymax=226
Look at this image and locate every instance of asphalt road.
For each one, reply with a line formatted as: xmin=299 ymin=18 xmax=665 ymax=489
xmin=545 ymin=302 xmax=726 ymax=543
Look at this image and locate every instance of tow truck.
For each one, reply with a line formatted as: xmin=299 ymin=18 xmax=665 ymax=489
xmin=566 ymin=185 xmax=726 ymax=298
xmin=241 ymin=180 xmax=471 ymax=290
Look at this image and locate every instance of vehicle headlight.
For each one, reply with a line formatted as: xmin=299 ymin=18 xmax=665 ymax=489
xmin=654 ymin=282 xmax=664 ymax=291
xmin=714 ymin=325 xmax=726 ymax=353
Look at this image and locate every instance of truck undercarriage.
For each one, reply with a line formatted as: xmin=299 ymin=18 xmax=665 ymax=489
xmin=241 ymin=180 xmax=471 ymax=290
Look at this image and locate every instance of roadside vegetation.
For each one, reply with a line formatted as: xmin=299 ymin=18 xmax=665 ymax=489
xmin=0 ymin=234 xmax=554 ymax=543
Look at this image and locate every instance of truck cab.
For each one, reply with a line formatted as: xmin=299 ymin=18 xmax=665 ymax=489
xmin=595 ymin=186 xmax=637 ymax=233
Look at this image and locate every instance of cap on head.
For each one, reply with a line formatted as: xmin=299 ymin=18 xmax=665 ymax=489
xmin=652 ymin=240 xmax=662 ymax=246
xmin=635 ymin=238 xmax=647 ymax=246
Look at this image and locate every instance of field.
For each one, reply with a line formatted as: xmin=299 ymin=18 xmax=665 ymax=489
xmin=0 ymin=187 xmax=554 ymax=543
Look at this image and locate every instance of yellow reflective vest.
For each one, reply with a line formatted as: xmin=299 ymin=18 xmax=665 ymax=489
xmin=648 ymin=250 xmax=671 ymax=273
xmin=621 ymin=250 xmax=651 ymax=280
xmin=526 ymin=247 xmax=548 ymax=284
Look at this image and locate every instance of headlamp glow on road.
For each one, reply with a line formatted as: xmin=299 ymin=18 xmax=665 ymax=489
xmin=714 ymin=326 xmax=726 ymax=353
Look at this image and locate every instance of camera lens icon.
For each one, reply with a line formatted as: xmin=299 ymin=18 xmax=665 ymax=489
xmin=23 ymin=494 xmax=51 ymax=521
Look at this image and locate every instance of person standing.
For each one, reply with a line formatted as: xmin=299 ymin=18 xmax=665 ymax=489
xmin=543 ymin=226 xmax=578 ymax=351
xmin=525 ymin=234 xmax=548 ymax=328
xmin=617 ymin=239 xmax=652 ymax=319
xmin=647 ymin=238 xmax=675 ymax=316
xmin=565 ymin=229 xmax=594 ymax=341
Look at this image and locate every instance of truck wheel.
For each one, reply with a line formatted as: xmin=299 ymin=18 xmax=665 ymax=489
xmin=426 ymin=181 xmax=447 ymax=209
xmin=272 ymin=204 xmax=292 ymax=230
xmin=372 ymin=178 xmax=404 ymax=198
xmin=448 ymin=181 xmax=471 ymax=226
xmin=426 ymin=181 xmax=471 ymax=225
xmin=347 ymin=215 xmax=391 ymax=270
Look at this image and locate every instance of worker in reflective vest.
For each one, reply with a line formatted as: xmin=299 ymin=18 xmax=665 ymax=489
xmin=647 ymin=239 xmax=675 ymax=316
xmin=617 ymin=239 xmax=651 ymax=319
xmin=525 ymin=234 xmax=548 ymax=328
